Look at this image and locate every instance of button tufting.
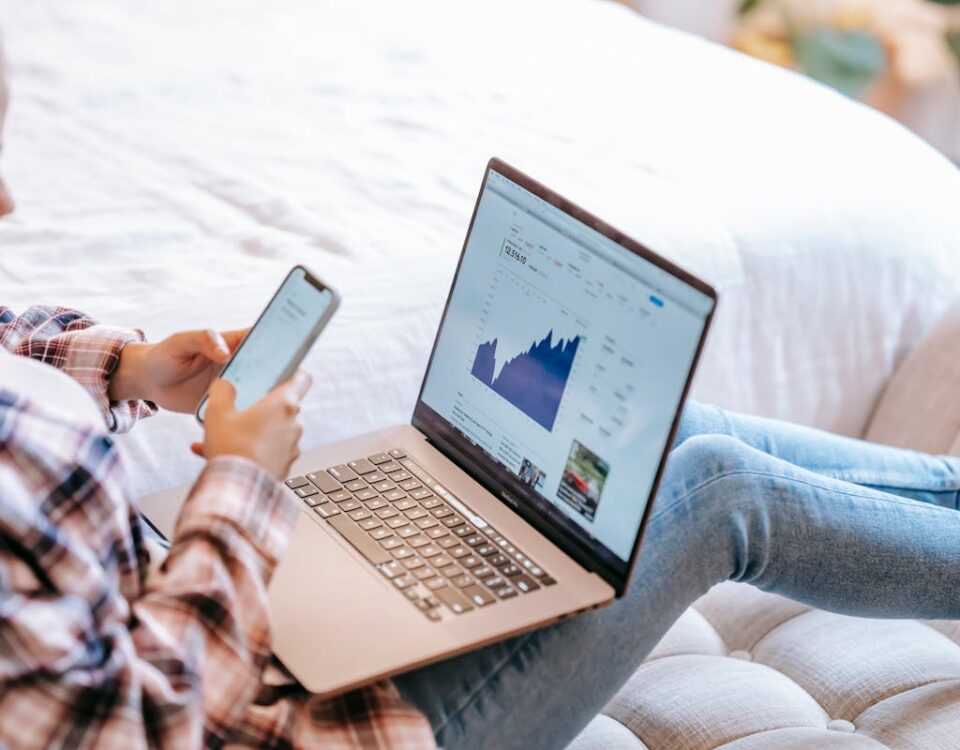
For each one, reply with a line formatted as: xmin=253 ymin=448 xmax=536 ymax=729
xmin=727 ymin=650 xmax=752 ymax=662
xmin=827 ymin=720 xmax=856 ymax=733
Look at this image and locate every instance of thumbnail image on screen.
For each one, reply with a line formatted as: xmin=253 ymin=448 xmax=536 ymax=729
xmin=556 ymin=439 xmax=610 ymax=522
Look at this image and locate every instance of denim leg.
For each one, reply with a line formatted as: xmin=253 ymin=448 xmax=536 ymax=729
xmin=395 ymin=434 xmax=960 ymax=750
xmin=677 ymin=401 xmax=960 ymax=509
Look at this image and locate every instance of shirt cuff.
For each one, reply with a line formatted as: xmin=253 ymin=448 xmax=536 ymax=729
xmin=175 ymin=456 xmax=299 ymax=567
xmin=60 ymin=324 xmax=158 ymax=432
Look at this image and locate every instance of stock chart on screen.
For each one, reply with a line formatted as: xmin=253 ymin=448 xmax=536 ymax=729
xmin=470 ymin=330 xmax=580 ymax=431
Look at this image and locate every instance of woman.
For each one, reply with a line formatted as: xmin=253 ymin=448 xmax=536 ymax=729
xmin=0 ymin=51 xmax=957 ymax=750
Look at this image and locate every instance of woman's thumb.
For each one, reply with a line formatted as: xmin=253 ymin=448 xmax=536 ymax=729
xmin=208 ymin=378 xmax=237 ymax=411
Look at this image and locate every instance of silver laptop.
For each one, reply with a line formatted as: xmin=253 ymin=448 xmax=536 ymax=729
xmin=139 ymin=158 xmax=717 ymax=697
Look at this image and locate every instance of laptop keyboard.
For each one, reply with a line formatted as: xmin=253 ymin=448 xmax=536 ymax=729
xmin=285 ymin=449 xmax=556 ymax=621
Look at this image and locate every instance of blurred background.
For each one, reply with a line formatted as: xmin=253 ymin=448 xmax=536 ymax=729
xmin=622 ymin=0 xmax=960 ymax=162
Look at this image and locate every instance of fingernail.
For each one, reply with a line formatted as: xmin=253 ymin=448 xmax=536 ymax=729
xmin=211 ymin=330 xmax=229 ymax=353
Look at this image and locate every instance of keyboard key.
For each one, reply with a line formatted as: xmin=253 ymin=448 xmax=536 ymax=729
xmin=434 ymin=587 xmax=473 ymax=614
xmin=379 ymin=561 xmax=404 ymax=579
xmin=424 ymin=577 xmax=448 ymax=591
xmin=438 ymin=537 xmax=459 ymax=550
xmin=399 ymin=479 xmax=422 ymax=491
xmin=490 ymin=554 xmax=510 ymax=567
xmin=285 ymin=476 xmax=310 ymax=489
xmin=476 ymin=544 xmax=498 ymax=557
xmin=424 ymin=608 xmax=442 ymax=622
xmin=443 ymin=515 xmax=466 ymax=529
xmin=414 ymin=598 xmax=433 ymax=612
xmin=392 ymin=497 xmax=415 ymax=510
xmin=464 ymin=534 xmax=484 ymax=547
xmin=414 ymin=566 xmax=436 ymax=580
xmin=451 ymin=574 xmax=474 ymax=588
xmin=431 ymin=507 xmax=454 ymax=519
xmin=540 ymin=576 xmax=557 ymax=586
xmin=415 ymin=517 xmax=439 ymax=530
xmin=501 ymin=564 xmax=522 ymax=577
xmin=530 ymin=566 xmax=545 ymax=577
xmin=420 ymin=544 xmax=442 ymax=558
xmin=380 ymin=537 xmax=403 ymax=550
xmin=463 ymin=585 xmax=496 ymax=607
xmin=376 ymin=507 xmax=399 ymax=520
xmin=386 ymin=517 xmax=410 ymax=529
xmin=426 ymin=527 xmax=449 ymax=540
xmin=327 ymin=514 xmax=392 ymax=564
xmin=397 ymin=526 xmax=420 ymax=539
xmin=495 ymin=586 xmax=518 ymax=600
xmin=300 ymin=495 xmax=321 ymax=507
xmin=402 ymin=556 xmax=426 ymax=570
xmin=440 ymin=564 xmax=464 ymax=579
xmin=513 ymin=575 xmax=540 ymax=593
xmin=432 ymin=554 xmax=454 ymax=569
xmin=473 ymin=565 xmax=495 ymax=580
xmin=485 ymin=576 xmax=507 ymax=589
xmin=373 ymin=480 xmax=395 ymax=492
xmin=355 ymin=488 xmax=378 ymax=501
xmin=365 ymin=472 xmax=388 ymax=484
xmin=339 ymin=499 xmax=361 ymax=513
xmin=379 ymin=461 xmax=402 ymax=474
xmin=294 ymin=484 xmax=318 ymax=499
xmin=358 ymin=517 xmax=382 ymax=531
xmin=409 ymin=488 xmax=433 ymax=501
xmin=349 ymin=509 xmax=372 ymax=522
xmin=392 ymin=575 xmax=417 ymax=590
xmin=365 ymin=498 xmax=388 ymax=511
xmin=449 ymin=545 xmax=470 ymax=559
xmin=370 ymin=527 xmax=393 ymax=540
xmin=313 ymin=504 xmax=341 ymax=518
xmin=420 ymin=496 xmax=443 ymax=509
xmin=405 ymin=508 xmax=428 ymax=521
xmin=329 ymin=490 xmax=353 ymax=503
xmin=348 ymin=458 xmax=377 ymax=475
xmin=345 ymin=479 xmax=368 ymax=492
xmin=390 ymin=470 xmax=413 ymax=482
xmin=453 ymin=525 xmax=476 ymax=538
xmin=368 ymin=453 xmax=392 ymax=465
xmin=307 ymin=472 xmax=341 ymax=494
xmin=403 ymin=587 xmax=420 ymax=600
xmin=328 ymin=464 xmax=358 ymax=482
xmin=407 ymin=534 xmax=430 ymax=548
xmin=460 ymin=555 xmax=482 ymax=569
xmin=389 ymin=448 xmax=407 ymax=459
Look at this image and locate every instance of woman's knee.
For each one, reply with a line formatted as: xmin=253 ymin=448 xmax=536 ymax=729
xmin=664 ymin=433 xmax=762 ymax=489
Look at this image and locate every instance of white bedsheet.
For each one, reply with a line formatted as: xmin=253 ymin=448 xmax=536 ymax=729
xmin=1 ymin=0 xmax=958 ymax=497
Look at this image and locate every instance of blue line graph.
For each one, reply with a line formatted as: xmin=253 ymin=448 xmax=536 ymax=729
xmin=471 ymin=330 xmax=580 ymax=431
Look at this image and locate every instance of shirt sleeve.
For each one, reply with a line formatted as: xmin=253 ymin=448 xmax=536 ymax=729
xmin=0 ymin=305 xmax=157 ymax=432
xmin=0 ymin=427 xmax=294 ymax=746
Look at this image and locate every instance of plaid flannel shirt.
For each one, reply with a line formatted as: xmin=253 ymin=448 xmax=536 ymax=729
xmin=0 ymin=306 xmax=435 ymax=749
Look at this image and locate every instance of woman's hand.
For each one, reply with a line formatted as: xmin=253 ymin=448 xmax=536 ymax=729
xmin=110 ymin=328 xmax=248 ymax=412
xmin=193 ymin=372 xmax=312 ymax=480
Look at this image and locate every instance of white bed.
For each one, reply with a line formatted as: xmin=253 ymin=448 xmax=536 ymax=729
xmin=3 ymin=0 xmax=959 ymax=499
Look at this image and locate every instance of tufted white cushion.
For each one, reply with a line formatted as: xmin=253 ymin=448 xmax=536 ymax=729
xmin=568 ymin=303 xmax=960 ymax=750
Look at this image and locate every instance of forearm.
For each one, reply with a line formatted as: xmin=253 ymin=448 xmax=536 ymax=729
xmin=0 ymin=305 xmax=156 ymax=431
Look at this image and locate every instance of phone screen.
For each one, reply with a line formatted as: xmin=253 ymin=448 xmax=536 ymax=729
xmin=198 ymin=267 xmax=336 ymax=420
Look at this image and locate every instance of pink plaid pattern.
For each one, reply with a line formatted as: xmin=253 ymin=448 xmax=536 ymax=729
xmin=0 ymin=306 xmax=436 ymax=749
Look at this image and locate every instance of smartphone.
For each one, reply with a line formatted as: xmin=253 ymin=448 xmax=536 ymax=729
xmin=196 ymin=265 xmax=339 ymax=422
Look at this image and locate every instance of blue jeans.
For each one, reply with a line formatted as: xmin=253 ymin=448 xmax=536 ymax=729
xmin=394 ymin=401 xmax=960 ymax=750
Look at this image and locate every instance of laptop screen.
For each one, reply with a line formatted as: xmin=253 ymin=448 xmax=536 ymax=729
xmin=413 ymin=162 xmax=715 ymax=593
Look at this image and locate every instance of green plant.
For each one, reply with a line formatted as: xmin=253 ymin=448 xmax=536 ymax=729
xmin=738 ymin=0 xmax=960 ymax=97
